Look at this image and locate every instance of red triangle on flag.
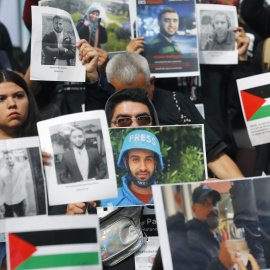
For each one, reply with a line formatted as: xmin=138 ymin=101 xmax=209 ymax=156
xmin=8 ymin=233 xmax=37 ymax=270
xmin=240 ymin=91 xmax=266 ymax=121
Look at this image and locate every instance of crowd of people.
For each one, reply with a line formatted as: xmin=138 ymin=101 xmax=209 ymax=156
xmin=0 ymin=0 xmax=270 ymax=269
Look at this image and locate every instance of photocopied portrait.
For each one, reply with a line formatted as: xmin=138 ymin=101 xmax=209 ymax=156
xmin=196 ymin=4 xmax=238 ymax=65
xmin=31 ymin=6 xmax=86 ymax=82
xmin=200 ymin=10 xmax=235 ymax=51
xmin=49 ymin=119 xmax=108 ymax=185
xmin=37 ymin=110 xmax=117 ymax=206
xmin=42 ymin=13 xmax=76 ymax=66
xmin=0 ymin=137 xmax=47 ymax=229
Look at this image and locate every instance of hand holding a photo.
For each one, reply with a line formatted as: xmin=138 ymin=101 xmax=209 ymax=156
xmin=76 ymin=39 xmax=99 ymax=83
xmin=42 ymin=152 xmax=51 ymax=168
xmin=94 ymin=47 xmax=109 ymax=77
xmin=126 ymin=37 xmax=145 ymax=54
xmin=234 ymin=27 xmax=249 ymax=61
xmin=66 ymin=201 xmax=96 ymax=215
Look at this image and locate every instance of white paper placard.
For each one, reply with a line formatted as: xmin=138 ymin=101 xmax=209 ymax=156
xmin=0 ymin=137 xmax=47 ymax=233
xmin=237 ymin=73 xmax=270 ymax=146
xmin=37 ymin=110 xmax=117 ymax=205
xmin=31 ymin=6 xmax=85 ymax=82
xmin=135 ymin=237 xmax=160 ymax=270
xmin=196 ymin=4 xmax=238 ymax=65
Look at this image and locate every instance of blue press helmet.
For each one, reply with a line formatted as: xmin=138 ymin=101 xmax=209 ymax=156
xmin=117 ymin=130 xmax=164 ymax=170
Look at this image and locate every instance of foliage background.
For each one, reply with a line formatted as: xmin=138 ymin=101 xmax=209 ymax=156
xmin=110 ymin=126 xmax=206 ymax=187
xmin=41 ymin=0 xmax=131 ymax=52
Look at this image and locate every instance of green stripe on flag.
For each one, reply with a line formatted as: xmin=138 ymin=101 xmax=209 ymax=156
xmin=249 ymin=105 xmax=270 ymax=121
xmin=15 ymin=252 xmax=99 ymax=269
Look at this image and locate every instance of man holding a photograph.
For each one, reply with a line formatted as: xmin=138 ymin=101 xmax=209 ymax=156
xmin=59 ymin=127 xmax=107 ymax=184
xmin=101 ymin=130 xmax=163 ymax=206
xmin=0 ymin=151 xmax=27 ymax=218
xmin=42 ymin=15 xmax=75 ymax=65
xmin=144 ymin=8 xmax=181 ymax=58
xmin=187 ymin=185 xmax=240 ymax=270
xmin=201 ymin=12 xmax=235 ymax=51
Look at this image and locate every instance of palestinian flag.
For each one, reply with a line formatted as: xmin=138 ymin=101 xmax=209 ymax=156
xmin=240 ymin=84 xmax=270 ymax=121
xmin=8 ymin=228 xmax=99 ymax=270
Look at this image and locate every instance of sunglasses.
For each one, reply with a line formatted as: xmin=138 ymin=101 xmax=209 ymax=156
xmin=111 ymin=115 xmax=152 ymax=127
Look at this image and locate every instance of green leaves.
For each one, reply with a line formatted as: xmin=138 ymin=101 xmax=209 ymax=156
xmin=109 ymin=126 xmax=206 ymax=187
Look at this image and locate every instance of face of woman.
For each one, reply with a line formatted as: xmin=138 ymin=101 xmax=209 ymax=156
xmin=0 ymin=82 xmax=29 ymax=137
xmin=89 ymin=11 xmax=99 ymax=22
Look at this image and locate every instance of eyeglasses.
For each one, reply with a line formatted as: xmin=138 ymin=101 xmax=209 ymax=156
xmin=111 ymin=115 xmax=152 ymax=127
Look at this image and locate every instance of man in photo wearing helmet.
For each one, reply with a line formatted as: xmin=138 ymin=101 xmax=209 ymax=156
xmin=101 ymin=130 xmax=163 ymax=206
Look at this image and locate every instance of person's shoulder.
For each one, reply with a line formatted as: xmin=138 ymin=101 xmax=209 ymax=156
xmin=87 ymin=147 xmax=99 ymax=155
xmin=101 ymin=187 xmax=124 ymax=206
xmin=62 ymin=149 xmax=73 ymax=159
xmin=147 ymin=35 xmax=162 ymax=47
xmin=43 ymin=31 xmax=56 ymax=40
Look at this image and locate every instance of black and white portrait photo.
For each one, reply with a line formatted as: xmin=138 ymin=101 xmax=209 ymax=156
xmin=199 ymin=9 xmax=236 ymax=51
xmin=196 ymin=4 xmax=238 ymax=65
xmin=38 ymin=111 xmax=117 ymax=205
xmin=49 ymin=119 xmax=108 ymax=185
xmin=0 ymin=138 xmax=47 ymax=227
xmin=42 ymin=13 xmax=76 ymax=66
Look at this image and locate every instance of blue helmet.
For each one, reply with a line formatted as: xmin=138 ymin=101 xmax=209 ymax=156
xmin=117 ymin=130 xmax=164 ymax=170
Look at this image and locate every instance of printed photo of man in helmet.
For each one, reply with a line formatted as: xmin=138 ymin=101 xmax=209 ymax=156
xmin=101 ymin=130 xmax=164 ymax=206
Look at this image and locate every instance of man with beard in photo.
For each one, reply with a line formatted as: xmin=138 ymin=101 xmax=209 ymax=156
xmin=143 ymin=7 xmax=181 ymax=59
xmin=101 ymin=129 xmax=163 ymax=206
xmin=202 ymin=11 xmax=235 ymax=51
xmin=187 ymin=185 xmax=240 ymax=270
xmin=42 ymin=15 xmax=75 ymax=65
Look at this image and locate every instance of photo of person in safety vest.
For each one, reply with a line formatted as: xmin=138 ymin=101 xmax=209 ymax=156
xmin=101 ymin=129 xmax=164 ymax=206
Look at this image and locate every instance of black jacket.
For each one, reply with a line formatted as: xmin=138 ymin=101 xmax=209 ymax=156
xmin=241 ymin=0 xmax=270 ymax=39
xmin=152 ymin=88 xmax=226 ymax=162
xmin=186 ymin=218 xmax=227 ymax=270
xmin=167 ymin=212 xmax=192 ymax=269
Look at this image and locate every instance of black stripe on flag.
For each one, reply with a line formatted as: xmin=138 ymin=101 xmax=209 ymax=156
xmin=13 ymin=228 xmax=97 ymax=246
xmin=244 ymin=84 xmax=270 ymax=99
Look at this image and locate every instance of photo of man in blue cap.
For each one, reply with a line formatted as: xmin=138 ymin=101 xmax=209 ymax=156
xmin=101 ymin=130 xmax=164 ymax=206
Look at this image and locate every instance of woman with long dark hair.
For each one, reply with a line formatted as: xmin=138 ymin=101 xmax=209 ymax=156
xmin=0 ymin=69 xmax=39 ymax=268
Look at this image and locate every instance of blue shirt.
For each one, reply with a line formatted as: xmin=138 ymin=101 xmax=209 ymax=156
xmin=101 ymin=175 xmax=156 ymax=206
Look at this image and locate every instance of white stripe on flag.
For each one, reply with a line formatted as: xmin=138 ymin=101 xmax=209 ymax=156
xmin=33 ymin=243 xmax=100 ymax=256
xmin=262 ymin=98 xmax=270 ymax=106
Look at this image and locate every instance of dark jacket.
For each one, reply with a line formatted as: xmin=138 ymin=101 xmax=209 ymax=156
xmin=186 ymin=218 xmax=227 ymax=270
xmin=167 ymin=212 xmax=192 ymax=269
xmin=42 ymin=31 xmax=75 ymax=65
xmin=241 ymin=0 xmax=270 ymax=39
xmin=198 ymin=61 xmax=255 ymax=159
xmin=76 ymin=16 xmax=107 ymax=47
xmin=59 ymin=147 xmax=107 ymax=184
xmin=204 ymin=31 xmax=235 ymax=51
xmin=152 ymin=88 xmax=226 ymax=162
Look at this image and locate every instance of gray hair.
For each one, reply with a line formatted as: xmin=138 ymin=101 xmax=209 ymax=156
xmin=106 ymin=52 xmax=150 ymax=86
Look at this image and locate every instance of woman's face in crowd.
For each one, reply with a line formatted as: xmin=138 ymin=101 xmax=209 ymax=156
xmin=89 ymin=11 xmax=99 ymax=22
xmin=0 ymin=82 xmax=29 ymax=135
